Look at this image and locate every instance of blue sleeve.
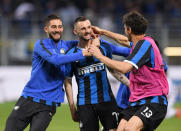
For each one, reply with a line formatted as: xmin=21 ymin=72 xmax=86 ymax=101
xmin=65 ymin=40 xmax=78 ymax=49
xmin=100 ymin=39 xmax=130 ymax=57
xmin=34 ymin=40 xmax=84 ymax=66
xmin=126 ymin=40 xmax=152 ymax=69
xmin=65 ymin=63 xmax=73 ymax=78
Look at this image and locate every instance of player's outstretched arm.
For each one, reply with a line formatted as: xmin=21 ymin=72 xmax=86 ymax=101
xmin=64 ymin=78 xmax=79 ymax=122
xmin=34 ymin=40 xmax=92 ymax=66
xmin=100 ymin=39 xmax=131 ymax=57
xmin=88 ymin=45 xmax=133 ymax=73
xmin=92 ymin=26 xmax=130 ymax=47
xmin=108 ymin=68 xmax=130 ymax=88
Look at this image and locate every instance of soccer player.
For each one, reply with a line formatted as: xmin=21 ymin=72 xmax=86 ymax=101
xmin=64 ymin=16 xmax=130 ymax=131
xmin=88 ymin=11 xmax=169 ymax=131
xmin=4 ymin=14 xmax=91 ymax=131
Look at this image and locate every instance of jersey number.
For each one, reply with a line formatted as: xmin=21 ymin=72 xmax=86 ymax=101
xmin=141 ymin=106 xmax=153 ymax=118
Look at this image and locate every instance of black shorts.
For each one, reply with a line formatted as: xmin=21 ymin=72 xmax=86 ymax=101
xmin=121 ymin=103 xmax=167 ymax=131
xmin=77 ymin=102 xmax=122 ymax=131
xmin=5 ymin=96 xmax=56 ymax=131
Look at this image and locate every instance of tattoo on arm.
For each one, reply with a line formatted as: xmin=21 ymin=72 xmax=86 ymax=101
xmin=108 ymin=67 xmax=130 ymax=88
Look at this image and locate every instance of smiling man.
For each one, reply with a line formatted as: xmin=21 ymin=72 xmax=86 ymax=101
xmin=4 ymin=14 xmax=91 ymax=131
xmin=64 ymin=16 xmax=131 ymax=131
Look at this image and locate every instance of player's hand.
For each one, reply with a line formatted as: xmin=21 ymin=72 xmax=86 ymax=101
xmin=82 ymin=49 xmax=92 ymax=57
xmin=88 ymin=45 xmax=102 ymax=59
xmin=92 ymin=26 xmax=103 ymax=35
xmin=91 ymin=37 xmax=100 ymax=47
xmin=91 ymin=27 xmax=100 ymax=39
xmin=71 ymin=110 xmax=79 ymax=122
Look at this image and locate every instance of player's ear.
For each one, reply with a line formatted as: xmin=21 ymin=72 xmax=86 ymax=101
xmin=127 ymin=27 xmax=132 ymax=34
xmin=73 ymin=29 xmax=77 ymax=35
xmin=44 ymin=26 xmax=48 ymax=33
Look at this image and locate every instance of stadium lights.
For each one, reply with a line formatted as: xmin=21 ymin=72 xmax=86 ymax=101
xmin=164 ymin=47 xmax=181 ymax=56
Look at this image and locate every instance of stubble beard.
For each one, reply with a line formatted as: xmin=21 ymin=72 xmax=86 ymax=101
xmin=49 ymin=33 xmax=61 ymax=43
xmin=79 ymin=34 xmax=91 ymax=42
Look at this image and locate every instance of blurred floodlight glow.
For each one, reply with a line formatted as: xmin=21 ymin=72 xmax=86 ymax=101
xmin=164 ymin=47 xmax=181 ymax=56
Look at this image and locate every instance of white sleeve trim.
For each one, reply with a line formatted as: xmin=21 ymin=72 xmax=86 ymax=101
xmin=124 ymin=60 xmax=138 ymax=70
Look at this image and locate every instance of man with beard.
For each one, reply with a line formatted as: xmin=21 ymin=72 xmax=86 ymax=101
xmin=88 ymin=11 xmax=169 ymax=131
xmin=64 ymin=16 xmax=131 ymax=131
xmin=4 ymin=14 xmax=91 ymax=131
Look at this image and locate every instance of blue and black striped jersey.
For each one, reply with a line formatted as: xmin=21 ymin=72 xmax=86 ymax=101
xmin=66 ymin=41 xmax=114 ymax=105
xmin=125 ymin=39 xmax=156 ymax=69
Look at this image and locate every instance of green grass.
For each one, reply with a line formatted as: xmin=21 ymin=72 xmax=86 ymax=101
xmin=0 ymin=102 xmax=181 ymax=131
xmin=0 ymin=102 xmax=79 ymax=131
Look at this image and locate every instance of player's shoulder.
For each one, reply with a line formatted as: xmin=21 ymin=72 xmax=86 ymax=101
xmin=137 ymin=38 xmax=152 ymax=47
xmin=65 ymin=46 xmax=77 ymax=54
xmin=100 ymin=39 xmax=111 ymax=48
xmin=61 ymin=40 xmax=78 ymax=48
xmin=60 ymin=40 xmax=78 ymax=44
xmin=100 ymin=41 xmax=112 ymax=52
xmin=34 ymin=38 xmax=48 ymax=48
xmin=35 ymin=38 xmax=51 ymax=47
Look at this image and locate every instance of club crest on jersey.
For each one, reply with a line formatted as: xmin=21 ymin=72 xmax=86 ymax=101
xmin=60 ymin=48 xmax=65 ymax=54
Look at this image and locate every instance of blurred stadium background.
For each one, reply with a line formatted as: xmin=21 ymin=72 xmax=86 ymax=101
xmin=0 ymin=0 xmax=181 ymax=130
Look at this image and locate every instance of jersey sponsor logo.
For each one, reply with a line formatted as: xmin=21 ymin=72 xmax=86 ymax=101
xmin=141 ymin=106 xmax=153 ymax=118
xmin=78 ymin=63 xmax=105 ymax=75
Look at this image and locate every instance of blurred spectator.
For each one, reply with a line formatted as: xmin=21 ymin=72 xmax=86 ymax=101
xmin=84 ymin=0 xmax=96 ymax=22
xmin=170 ymin=0 xmax=181 ymax=17
xmin=58 ymin=1 xmax=80 ymax=26
xmin=1 ymin=0 xmax=13 ymax=17
xmin=14 ymin=0 xmax=35 ymax=21
xmin=14 ymin=0 xmax=35 ymax=35
xmin=58 ymin=1 xmax=81 ymax=39
xmin=0 ymin=0 xmax=181 ymax=65
xmin=143 ymin=0 xmax=157 ymax=16
xmin=44 ymin=0 xmax=56 ymax=15
xmin=97 ymin=14 xmax=116 ymax=31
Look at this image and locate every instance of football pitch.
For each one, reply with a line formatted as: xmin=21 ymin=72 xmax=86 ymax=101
xmin=0 ymin=102 xmax=181 ymax=131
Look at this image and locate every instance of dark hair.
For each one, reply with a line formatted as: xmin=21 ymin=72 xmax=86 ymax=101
xmin=74 ymin=16 xmax=89 ymax=27
xmin=123 ymin=11 xmax=148 ymax=35
xmin=44 ymin=14 xmax=62 ymax=26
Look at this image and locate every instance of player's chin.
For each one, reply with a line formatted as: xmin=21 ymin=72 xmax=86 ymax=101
xmin=53 ymin=35 xmax=61 ymax=41
xmin=84 ymin=36 xmax=91 ymax=41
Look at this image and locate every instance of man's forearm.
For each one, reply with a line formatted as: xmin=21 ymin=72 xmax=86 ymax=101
xmin=109 ymin=69 xmax=130 ymax=88
xmin=101 ymin=29 xmax=130 ymax=47
xmin=98 ymin=55 xmax=132 ymax=74
xmin=64 ymin=79 xmax=75 ymax=106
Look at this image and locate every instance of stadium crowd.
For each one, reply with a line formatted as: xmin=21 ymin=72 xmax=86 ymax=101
xmin=0 ymin=0 xmax=181 ymax=34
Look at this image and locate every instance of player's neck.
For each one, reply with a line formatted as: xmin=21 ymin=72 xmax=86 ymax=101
xmin=132 ymin=34 xmax=145 ymax=45
xmin=78 ymin=39 xmax=91 ymax=49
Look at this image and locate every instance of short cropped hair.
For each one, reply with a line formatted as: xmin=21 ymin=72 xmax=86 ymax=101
xmin=44 ymin=14 xmax=62 ymax=26
xmin=74 ymin=16 xmax=89 ymax=27
xmin=123 ymin=11 xmax=148 ymax=35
